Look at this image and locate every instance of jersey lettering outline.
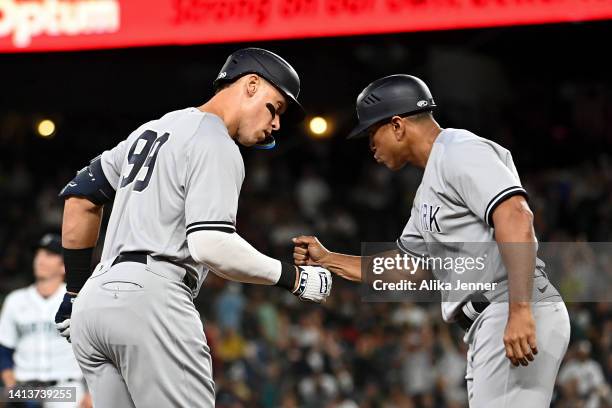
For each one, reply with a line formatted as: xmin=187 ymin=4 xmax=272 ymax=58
xmin=421 ymin=203 xmax=442 ymax=233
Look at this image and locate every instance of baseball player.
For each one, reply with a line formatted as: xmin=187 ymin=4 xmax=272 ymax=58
xmin=0 ymin=233 xmax=91 ymax=408
xmin=53 ymin=48 xmax=332 ymax=407
xmin=293 ymin=75 xmax=571 ymax=407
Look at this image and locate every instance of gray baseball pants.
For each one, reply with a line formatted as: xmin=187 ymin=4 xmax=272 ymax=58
xmin=70 ymin=257 xmax=215 ymax=407
xmin=465 ymin=300 xmax=570 ymax=407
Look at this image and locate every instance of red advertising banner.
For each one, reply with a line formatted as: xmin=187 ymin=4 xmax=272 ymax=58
xmin=0 ymin=0 xmax=611 ymax=52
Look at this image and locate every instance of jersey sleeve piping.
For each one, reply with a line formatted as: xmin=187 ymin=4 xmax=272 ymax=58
xmin=396 ymin=239 xmax=425 ymax=258
xmin=484 ymin=186 xmax=528 ymax=227
xmin=187 ymin=221 xmax=236 ymax=235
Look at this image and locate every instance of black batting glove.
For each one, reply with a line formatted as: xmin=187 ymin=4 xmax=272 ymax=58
xmin=55 ymin=293 xmax=77 ymax=343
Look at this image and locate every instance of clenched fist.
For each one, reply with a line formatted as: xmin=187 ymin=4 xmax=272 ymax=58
xmin=292 ymin=235 xmax=330 ymax=266
xmin=293 ymin=235 xmax=363 ymax=282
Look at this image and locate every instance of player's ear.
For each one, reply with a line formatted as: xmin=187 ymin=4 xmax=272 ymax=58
xmin=245 ymin=74 xmax=260 ymax=97
xmin=391 ymin=116 xmax=405 ymax=141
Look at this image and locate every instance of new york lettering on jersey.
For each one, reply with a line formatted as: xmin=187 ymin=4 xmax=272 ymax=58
xmin=398 ymin=128 xmax=539 ymax=320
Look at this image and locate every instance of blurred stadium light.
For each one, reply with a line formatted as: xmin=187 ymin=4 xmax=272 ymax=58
xmin=308 ymin=116 xmax=330 ymax=138
xmin=36 ymin=119 xmax=56 ymax=138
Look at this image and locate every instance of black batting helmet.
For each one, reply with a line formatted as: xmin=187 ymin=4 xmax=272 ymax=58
xmin=213 ymin=48 xmax=305 ymax=148
xmin=348 ymin=74 xmax=436 ymax=139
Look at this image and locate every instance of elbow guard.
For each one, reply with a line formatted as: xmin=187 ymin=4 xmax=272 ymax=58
xmin=58 ymin=155 xmax=115 ymax=205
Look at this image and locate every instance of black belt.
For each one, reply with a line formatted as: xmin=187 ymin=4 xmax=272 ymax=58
xmin=456 ymin=294 xmax=490 ymax=331
xmin=112 ymin=251 xmax=197 ymax=292
xmin=20 ymin=379 xmax=77 ymax=387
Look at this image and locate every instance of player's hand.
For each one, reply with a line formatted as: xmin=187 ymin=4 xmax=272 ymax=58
xmin=292 ymin=236 xmax=330 ymax=266
xmin=1 ymin=370 xmax=16 ymax=389
xmin=503 ymin=304 xmax=538 ymax=367
xmin=292 ymin=265 xmax=332 ymax=303
xmin=79 ymin=392 xmax=93 ymax=408
xmin=55 ymin=292 xmax=77 ymax=343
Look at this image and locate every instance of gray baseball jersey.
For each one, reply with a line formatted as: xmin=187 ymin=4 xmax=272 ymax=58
xmin=99 ymin=107 xmax=244 ymax=296
xmin=396 ymin=128 xmax=549 ymax=321
xmin=396 ymin=128 xmax=569 ymax=408
xmin=70 ymin=108 xmax=238 ymax=407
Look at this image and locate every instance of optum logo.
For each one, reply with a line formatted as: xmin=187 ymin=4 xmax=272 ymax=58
xmin=0 ymin=0 xmax=120 ymax=48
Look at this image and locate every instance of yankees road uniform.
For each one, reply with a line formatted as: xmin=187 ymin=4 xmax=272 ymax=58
xmin=396 ymin=128 xmax=571 ymax=407
xmin=71 ymin=108 xmax=243 ymax=407
xmin=0 ymin=284 xmax=85 ymax=407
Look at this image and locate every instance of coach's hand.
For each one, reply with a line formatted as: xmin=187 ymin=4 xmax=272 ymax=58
xmin=292 ymin=266 xmax=332 ymax=303
xmin=503 ymin=304 xmax=538 ymax=367
xmin=293 ymin=236 xmax=330 ymax=266
xmin=55 ymin=292 xmax=77 ymax=343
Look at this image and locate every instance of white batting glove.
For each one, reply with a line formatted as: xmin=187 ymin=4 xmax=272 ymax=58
xmin=292 ymin=266 xmax=332 ymax=303
xmin=56 ymin=319 xmax=71 ymax=343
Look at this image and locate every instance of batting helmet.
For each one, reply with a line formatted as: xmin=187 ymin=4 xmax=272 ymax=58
xmin=213 ymin=48 xmax=305 ymax=149
xmin=347 ymin=74 xmax=436 ymax=139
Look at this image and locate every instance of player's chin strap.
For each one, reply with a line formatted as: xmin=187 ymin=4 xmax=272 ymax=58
xmin=253 ymin=136 xmax=276 ymax=150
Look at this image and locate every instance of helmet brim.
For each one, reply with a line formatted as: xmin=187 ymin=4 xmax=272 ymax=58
xmin=347 ymin=106 xmax=436 ymax=140
xmin=282 ymin=96 xmax=306 ymax=124
xmin=273 ymin=85 xmax=305 ymax=125
xmin=347 ymin=117 xmax=382 ymax=140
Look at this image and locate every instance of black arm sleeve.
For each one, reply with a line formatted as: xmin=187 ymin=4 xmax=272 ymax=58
xmin=63 ymin=247 xmax=95 ymax=293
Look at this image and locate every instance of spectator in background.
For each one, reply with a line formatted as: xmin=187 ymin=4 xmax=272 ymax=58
xmin=399 ymin=321 xmax=435 ymax=408
xmin=436 ymin=325 xmax=468 ymax=408
xmin=558 ymin=340 xmax=611 ymax=408
xmin=36 ymin=185 xmax=64 ymax=228
xmin=0 ymin=233 xmax=91 ymax=408
xmin=295 ymin=166 xmax=331 ymax=220
xmin=215 ymin=282 xmax=246 ymax=333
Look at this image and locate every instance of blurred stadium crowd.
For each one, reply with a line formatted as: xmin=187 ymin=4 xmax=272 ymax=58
xmin=1 ymin=32 xmax=612 ymax=407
